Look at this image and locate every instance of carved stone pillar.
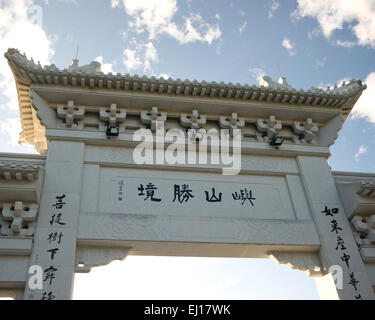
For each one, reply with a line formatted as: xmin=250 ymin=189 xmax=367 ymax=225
xmin=297 ymin=156 xmax=375 ymax=300
xmin=23 ymin=141 xmax=85 ymax=300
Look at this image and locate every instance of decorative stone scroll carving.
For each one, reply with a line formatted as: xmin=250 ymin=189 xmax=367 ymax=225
xmin=0 ymin=201 xmax=37 ymax=236
xmin=256 ymin=115 xmax=282 ymax=138
xmin=74 ymin=246 xmax=130 ymax=273
xmin=0 ymin=162 xmax=39 ymax=181
xmin=268 ymin=251 xmax=323 ymax=277
xmin=180 ymin=110 xmax=206 ymax=129
xmin=140 ymin=107 xmax=167 ymax=132
xmin=56 ymin=100 xmax=85 ymax=127
xmin=292 ymin=118 xmax=319 ymax=142
xmin=99 ymin=103 xmax=127 ymax=132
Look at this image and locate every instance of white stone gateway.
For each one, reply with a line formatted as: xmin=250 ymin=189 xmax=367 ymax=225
xmin=1 ymin=48 xmax=375 ymax=300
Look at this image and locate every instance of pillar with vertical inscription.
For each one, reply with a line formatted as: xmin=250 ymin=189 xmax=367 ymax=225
xmin=297 ymin=156 xmax=375 ymax=300
xmin=24 ymin=141 xmax=84 ymax=300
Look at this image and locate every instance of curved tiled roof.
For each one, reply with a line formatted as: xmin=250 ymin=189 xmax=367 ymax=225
xmin=4 ymin=48 xmax=367 ymax=150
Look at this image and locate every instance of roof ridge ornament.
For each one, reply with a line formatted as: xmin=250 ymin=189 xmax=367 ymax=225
xmin=68 ymin=59 xmax=101 ymax=74
xmin=260 ymin=75 xmax=293 ymax=90
xmin=4 ymin=48 xmax=366 ymax=99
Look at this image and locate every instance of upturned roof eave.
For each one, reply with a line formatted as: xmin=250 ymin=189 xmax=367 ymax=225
xmin=5 ymin=48 xmax=366 ymax=108
xmin=3 ymin=48 xmax=367 ymax=154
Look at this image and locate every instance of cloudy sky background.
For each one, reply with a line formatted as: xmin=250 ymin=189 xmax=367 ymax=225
xmin=1 ymin=0 xmax=375 ymax=299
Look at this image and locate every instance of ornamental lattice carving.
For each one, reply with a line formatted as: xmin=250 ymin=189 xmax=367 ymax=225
xmin=292 ymin=118 xmax=319 ymax=142
xmin=140 ymin=107 xmax=167 ymax=132
xmin=219 ymin=112 xmax=244 ymax=136
xmin=0 ymin=201 xmax=38 ymax=236
xmin=180 ymin=109 xmax=206 ymax=129
xmin=351 ymin=215 xmax=375 ymax=246
xmin=256 ymin=115 xmax=282 ymax=138
xmin=57 ymin=100 xmax=85 ymax=128
xmin=99 ymin=103 xmax=127 ymax=132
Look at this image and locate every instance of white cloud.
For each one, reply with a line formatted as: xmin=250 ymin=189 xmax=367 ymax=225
xmin=354 ymin=145 xmax=368 ymax=162
xmin=215 ymin=13 xmax=220 ymax=20
xmin=239 ymin=9 xmax=246 ymax=16
xmin=0 ymin=116 xmax=36 ymax=153
xmin=249 ymin=67 xmax=266 ymax=83
xmin=282 ymin=37 xmax=296 ymax=55
xmin=0 ymin=0 xmax=54 ymax=111
xmin=122 ymin=39 xmax=158 ymax=73
xmin=0 ymin=117 xmax=21 ymax=146
xmin=336 ymin=39 xmax=356 ymax=48
xmin=307 ymin=28 xmax=321 ymax=40
xmin=116 ymin=0 xmax=221 ymax=45
xmin=94 ymin=56 xmax=115 ymax=74
xmin=292 ymin=0 xmax=375 ymax=48
xmin=164 ymin=13 xmax=222 ymax=45
xmin=144 ymin=41 xmax=158 ymax=72
xmin=111 ymin=0 xmax=120 ymax=8
xmin=317 ymin=77 xmax=351 ymax=91
xmin=158 ymin=73 xmax=170 ymax=79
xmin=215 ymin=38 xmax=223 ymax=56
xmin=123 ymin=48 xmax=142 ymax=71
xmin=352 ymin=72 xmax=375 ymax=123
xmin=268 ymin=0 xmax=280 ymax=19
xmin=313 ymin=57 xmax=326 ymax=68
xmin=44 ymin=0 xmax=79 ymax=5
xmin=238 ymin=21 xmax=247 ymax=35
xmin=0 ymin=0 xmax=54 ymax=153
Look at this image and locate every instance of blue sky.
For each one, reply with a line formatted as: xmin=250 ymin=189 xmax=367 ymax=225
xmin=1 ymin=0 xmax=375 ymax=299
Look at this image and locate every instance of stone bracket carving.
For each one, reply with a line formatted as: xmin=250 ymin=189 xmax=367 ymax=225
xmin=292 ymin=118 xmax=319 ymax=142
xmin=57 ymin=100 xmax=85 ymax=127
xmin=358 ymin=246 xmax=375 ymax=263
xmin=180 ymin=109 xmax=206 ymax=129
xmin=351 ymin=215 xmax=375 ymax=246
xmin=99 ymin=103 xmax=127 ymax=127
xmin=256 ymin=115 xmax=282 ymax=138
xmin=352 ymin=214 xmax=375 ymax=263
xmin=219 ymin=112 xmax=244 ymax=136
xmin=356 ymin=182 xmax=375 ymax=197
xmin=337 ymin=181 xmax=375 ymax=218
xmin=74 ymin=246 xmax=130 ymax=273
xmin=268 ymin=251 xmax=323 ymax=277
xmin=140 ymin=107 xmax=167 ymax=132
xmin=0 ymin=201 xmax=37 ymax=236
